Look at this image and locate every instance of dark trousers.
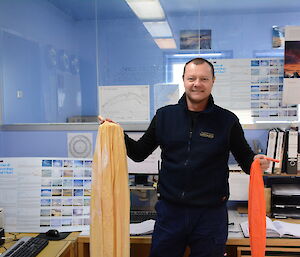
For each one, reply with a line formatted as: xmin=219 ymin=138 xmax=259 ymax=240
xmin=149 ymin=200 xmax=228 ymax=257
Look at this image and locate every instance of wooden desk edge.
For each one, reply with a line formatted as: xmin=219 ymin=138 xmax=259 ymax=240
xmin=78 ymin=235 xmax=300 ymax=247
xmin=77 ymin=235 xmax=152 ymax=244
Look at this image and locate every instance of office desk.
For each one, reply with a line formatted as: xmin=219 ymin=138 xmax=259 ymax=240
xmin=77 ymin=235 xmax=300 ymax=257
xmin=0 ymin=232 xmax=80 ymax=257
xmin=77 ymin=210 xmax=300 ymax=257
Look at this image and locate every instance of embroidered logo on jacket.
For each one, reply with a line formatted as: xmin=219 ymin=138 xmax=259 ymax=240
xmin=199 ymin=132 xmax=214 ymax=139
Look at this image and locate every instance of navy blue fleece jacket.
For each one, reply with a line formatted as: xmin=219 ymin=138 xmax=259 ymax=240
xmin=125 ymin=94 xmax=255 ymax=206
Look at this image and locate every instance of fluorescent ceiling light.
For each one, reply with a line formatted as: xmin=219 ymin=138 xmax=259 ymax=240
xmin=143 ymin=21 xmax=172 ymax=37
xmin=154 ymin=38 xmax=177 ymax=49
xmin=173 ymin=53 xmax=223 ymax=58
xmin=125 ymin=0 xmax=165 ymax=20
xmin=255 ymin=120 xmax=298 ymax=123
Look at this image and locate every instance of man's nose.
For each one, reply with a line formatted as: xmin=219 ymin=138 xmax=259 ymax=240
xmin=193 ymin=79 xmax=201 ymax=86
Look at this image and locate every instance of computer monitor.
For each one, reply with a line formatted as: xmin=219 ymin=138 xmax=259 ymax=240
xmin=126 ymin=132 xmax=160 ymax=175
xmin=130 ymin=187 xmax=157 ymax=212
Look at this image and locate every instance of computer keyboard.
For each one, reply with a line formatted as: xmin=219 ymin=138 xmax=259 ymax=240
xmin=130 ymin=210 xmax=157 ymax=223
xmin=1 ymin=236 xmax=48 ymax=257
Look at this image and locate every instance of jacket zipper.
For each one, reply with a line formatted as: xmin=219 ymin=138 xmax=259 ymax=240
xmin=182 ymin=125 xmax=193 ymax=199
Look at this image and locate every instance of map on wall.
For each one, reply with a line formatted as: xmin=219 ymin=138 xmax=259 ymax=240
xmin=98 ymin=85 xmax=150 ymax=123
xmin=153 ymin=83 xmax=180 ymax=112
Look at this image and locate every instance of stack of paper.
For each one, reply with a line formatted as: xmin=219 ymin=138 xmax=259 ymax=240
xmin=130 ymin=219 xmax=155 ymax=235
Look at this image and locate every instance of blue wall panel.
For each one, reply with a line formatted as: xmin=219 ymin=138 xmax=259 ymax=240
xmin=0 ymin=131 xmax=3 ymax=156
xmin=1 ymin=130 xmax=98 ymax=157
xmin=0 ymin=129 xmax=268 ymax=159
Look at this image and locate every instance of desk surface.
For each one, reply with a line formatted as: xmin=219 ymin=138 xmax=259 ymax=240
xmin=77 ymin=234 xmax=300 ymax=247
xmin=0 ymin=232 xmax=80 ymax=257
xmin=77 ymin=209 xmax=300 ymax=247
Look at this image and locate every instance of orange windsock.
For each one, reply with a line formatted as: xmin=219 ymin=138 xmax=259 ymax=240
xmin=248 ymin=158 xmax=266 ymax=257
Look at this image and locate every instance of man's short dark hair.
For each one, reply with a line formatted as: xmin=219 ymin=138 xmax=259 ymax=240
xmin=182 ymin=58 xmax=215 ymax=78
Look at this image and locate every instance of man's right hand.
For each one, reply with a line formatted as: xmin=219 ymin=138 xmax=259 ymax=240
xmin=98 ymin=115 xmax=116 ymax=124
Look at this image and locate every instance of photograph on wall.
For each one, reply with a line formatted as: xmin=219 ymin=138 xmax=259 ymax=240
xmin=284 ymin=41 xmax=300 ymax=78
xmin=282 ymin=26 xmax=300 ymax=105
xmin=180 ymin=29 xmax=211 ymax=50
xmin=272 ymin=26 xmax=285 ymax=48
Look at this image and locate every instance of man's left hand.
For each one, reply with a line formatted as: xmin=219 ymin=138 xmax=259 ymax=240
xmin=254 ymin=154 xmax=270 ymax=173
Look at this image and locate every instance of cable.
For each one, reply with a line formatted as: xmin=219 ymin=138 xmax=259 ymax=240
xmin=8 ymin=233 xmax=20 ymax=241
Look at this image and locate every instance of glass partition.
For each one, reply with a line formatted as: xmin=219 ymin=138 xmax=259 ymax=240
xmin=0 ymin=0 xmax=96 ymax=124
xmin=0 ymin=0 xmax=299 ymax=125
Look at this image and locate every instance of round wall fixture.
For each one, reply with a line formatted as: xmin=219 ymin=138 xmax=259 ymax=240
xmin=68 ymin=134 xmax=92 ymax=158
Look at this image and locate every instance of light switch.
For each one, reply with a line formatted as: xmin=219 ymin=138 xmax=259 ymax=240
xmin=17 ymin=90 xmax=23 ymax=98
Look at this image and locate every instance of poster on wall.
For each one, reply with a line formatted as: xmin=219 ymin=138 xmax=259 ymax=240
xmin=212 ymin=59 xmax=251 ymax=123
xmin=249 ymin=58 xmax=298 ymax=121
xmin=0 ymin=158 xmax=92 ymax=233
xmin=211 ymin=58 xmax=297 ymax=122
xmin=98 ymin=85 xmax=150 ymax=123
xmin=180 ymin=30 xmax=211 ymax=49
xmin=283 ymin=26 xmax=300 ymax=105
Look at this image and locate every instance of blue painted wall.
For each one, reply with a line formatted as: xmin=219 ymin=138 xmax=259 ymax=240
xmin=0 ymin=0 xmax=85 ymax=123
xmin=97 ymin=19 xmax=165 ymax=86
xmin=1 ymin=130 xmax=97 ymax=157
xmin=97 ymin=11 xmax=300 ymax=86
xmin=0 ymin=129 xmax=268 ymax=159
xmin=76 ymin=20 xmax=97 ymax=116
xmin=0 ymin=131 xmax=3 ymax=156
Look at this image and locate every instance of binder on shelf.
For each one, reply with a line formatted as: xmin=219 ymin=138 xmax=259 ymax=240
xmin=286 ymin=130 xmax=298 ymax=174
xmin=298 ymin=131 xmax=300 ymax=175
xmin=280 ymin=130 xmax=289 ymax=174
xmin=265 ymin=129 xmax=278 ymax=174
xmin=273 ymin=130 xmax=285 ymax=175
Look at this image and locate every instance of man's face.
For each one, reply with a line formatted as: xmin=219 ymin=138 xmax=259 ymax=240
xmin=183 ymin=62 xmax=215 ymax=107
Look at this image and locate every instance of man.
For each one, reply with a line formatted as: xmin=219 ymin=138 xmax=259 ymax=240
xmin=100 ymin=58 xmax=269 ymax=257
